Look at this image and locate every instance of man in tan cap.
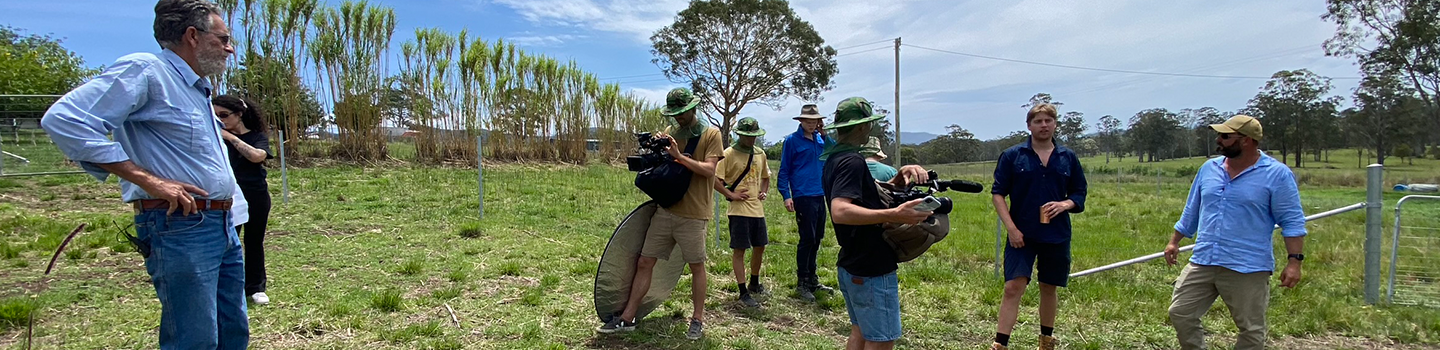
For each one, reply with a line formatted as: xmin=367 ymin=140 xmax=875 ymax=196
xmin=778 ymin=103 xmax=835 ymax=301
xmin=1163 ymin=115 xmax=1308 ymax=350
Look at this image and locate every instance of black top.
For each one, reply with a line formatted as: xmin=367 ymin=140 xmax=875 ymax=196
xmin=823 ymin=151 xmax=898 ymax=277
xmin=226 ymin=130 xmax=272 ymax=188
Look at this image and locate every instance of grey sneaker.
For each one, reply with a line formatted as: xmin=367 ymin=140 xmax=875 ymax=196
xmin=797 ymin=285 xmax=816 ymax=302
xmin=686 ymin=319 xmax=704 ymax=340
xmin=739 ymin=293 xmax=759 ymax=307
xmin=595 ymin=317 xmax=636 ymax=334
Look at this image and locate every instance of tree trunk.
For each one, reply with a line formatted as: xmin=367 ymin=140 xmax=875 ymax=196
xmin=1376 ymin=143 xmax=1387 ymax=165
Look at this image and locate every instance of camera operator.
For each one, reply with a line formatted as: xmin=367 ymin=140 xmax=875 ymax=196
xmin=989 ymin=103 xmax=1088 ymax=350
xmin=597 ymin=87 xmax=722 ymax=340
xmin=821 ymin=97 xmax=932 ymax=349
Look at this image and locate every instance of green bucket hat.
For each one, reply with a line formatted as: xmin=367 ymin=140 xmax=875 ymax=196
xmin=733 ymin=117 xmax=765 ymax=137
xmin=860 ymin=136 xmax=887 ymax=159
xmin=661 ymin=87 xmax=701 ymax=116
xmin=824 ymin=97 xmax=886 ymax=130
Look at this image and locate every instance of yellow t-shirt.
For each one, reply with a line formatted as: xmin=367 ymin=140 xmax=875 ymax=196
xmin=664 ymin=126 xmax=724 ymax=220
xmin=717 ymin=146 xmax=770 ymax=218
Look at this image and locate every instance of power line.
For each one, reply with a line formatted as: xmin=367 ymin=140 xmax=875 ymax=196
xmin=834 ymin=38 xmax=898 ymax=52
xmin=902 ymin=43 xmax=1362 ymax=80
xmin=837 ymin=46 xmax=891 ymax=57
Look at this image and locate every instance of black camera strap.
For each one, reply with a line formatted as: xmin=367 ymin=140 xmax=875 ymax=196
xmin=725 ymin=152 xmax=755 ymax=193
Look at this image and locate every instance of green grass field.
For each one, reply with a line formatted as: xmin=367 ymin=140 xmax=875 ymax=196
xmin=2 ymin=142 xmax=1439 ymax=349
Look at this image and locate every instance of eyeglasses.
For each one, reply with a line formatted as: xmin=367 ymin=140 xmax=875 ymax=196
xmin=195 ymin=27 xmax=232 ymax=46
xmin=1218 ymin=133 xmax=1241 ymax=140
xmin=215 ymin=111 xmax=237 ymax=119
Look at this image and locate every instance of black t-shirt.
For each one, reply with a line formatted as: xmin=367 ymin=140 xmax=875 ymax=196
xmin=226 ymin=130 xmax=272 ymax=188
xmin=823 ymin=151 xmax=898 ymax=277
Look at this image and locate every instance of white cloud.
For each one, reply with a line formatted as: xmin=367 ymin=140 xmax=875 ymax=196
xmin=492 ymin=0 xmax=1363 ymax=139
xmin=505 ymin=33 xmax=587 ymax=47
xmin=484 ymin=0 xmax=687 ymax=42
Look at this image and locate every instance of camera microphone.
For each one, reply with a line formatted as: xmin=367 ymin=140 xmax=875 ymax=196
xmin=938 ymin=180 xmax=984 ymax=193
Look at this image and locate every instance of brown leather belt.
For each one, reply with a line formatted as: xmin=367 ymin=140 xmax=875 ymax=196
xmin=132 ymin=199 xmax=233 ymax=213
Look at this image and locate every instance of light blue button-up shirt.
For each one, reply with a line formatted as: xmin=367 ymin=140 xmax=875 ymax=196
xmin=1174 ymin=154 xmax=1307 ymax=273
xmin=41 ymin=49 xmax=235 ymax=203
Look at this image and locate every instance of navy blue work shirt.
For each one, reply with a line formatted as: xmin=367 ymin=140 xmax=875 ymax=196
xmin=991 ymin=138 xmax=1088 ymax=243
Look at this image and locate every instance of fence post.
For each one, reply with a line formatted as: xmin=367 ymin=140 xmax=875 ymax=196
xmin=1364 ymin=163 xmax=1383 ymax=304
xmin=0 ymin=134 xmax=6 ymax=176
xmin=995 ymin=216 xmax=1003 ymax=279
xmin=477 ymin=135 xmax=484 ymax=221
xmin=714 ymin=193 xmax=722 ymax=248
xmin=1156 ymin=167 xmax=1162 ymax=195
xmin=278 ymin=131 xmax=289 ymax=205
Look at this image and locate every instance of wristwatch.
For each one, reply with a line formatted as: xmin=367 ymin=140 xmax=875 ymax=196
xmin=1287 ymin=253 xmax=1305 ymax=262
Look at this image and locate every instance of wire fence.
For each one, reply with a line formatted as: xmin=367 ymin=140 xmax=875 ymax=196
xmin=1389 ymin=196 xmax=1440 ymax=307
xmin=0 ymin=95 xmax=83 ymax=177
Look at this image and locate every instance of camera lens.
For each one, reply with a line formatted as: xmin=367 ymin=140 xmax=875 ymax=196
xmin=934 ymin=197 xmax=953 ymax=215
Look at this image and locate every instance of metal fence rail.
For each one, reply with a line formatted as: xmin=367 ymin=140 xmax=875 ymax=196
xmin=1068 ymin=202 xmax=1367 ymax=278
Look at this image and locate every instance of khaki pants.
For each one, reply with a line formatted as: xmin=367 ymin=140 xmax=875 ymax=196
xmin=640 ymin=208 xmax=708 ymax=264
xmin=1168 ymin=263 xmax=1270 ymax=350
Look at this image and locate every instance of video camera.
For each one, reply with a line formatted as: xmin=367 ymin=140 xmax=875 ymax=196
xmin=884 ymin=171 xmax=984 ymax=215
xmin=626 ymin=132 xmax=673 ymax=172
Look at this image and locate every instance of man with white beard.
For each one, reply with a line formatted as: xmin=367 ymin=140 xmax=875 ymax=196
xmin=41 ymin=1 xmax=246 ymax=348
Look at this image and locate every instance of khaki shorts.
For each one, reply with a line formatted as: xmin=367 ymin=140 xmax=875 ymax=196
xmin=641 ymin=207 xmax=708 ymax=264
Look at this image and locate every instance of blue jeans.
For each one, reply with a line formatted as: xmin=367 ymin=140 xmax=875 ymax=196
xmin=134 ymin=208 xmax=249 ymax=350
xmin=837 ymin=267 xmax=902 ymax=342
xmin=793 ymin=196 xmax=826 ymax=285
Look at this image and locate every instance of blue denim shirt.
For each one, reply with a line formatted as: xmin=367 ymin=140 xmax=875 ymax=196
xmin=1174 ymin=154 xmax=1307 ymax=273
xmin=41 ymin=49 xmax=235 ymax=203
xmin=778 ymin=126 xmax=829 ymax=199
xmin=992 ymin=139 xmax=1088 ymax=243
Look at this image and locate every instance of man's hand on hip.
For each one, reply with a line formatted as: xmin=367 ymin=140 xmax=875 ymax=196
xmin=140 ymin=178 xmax=209 ymax=216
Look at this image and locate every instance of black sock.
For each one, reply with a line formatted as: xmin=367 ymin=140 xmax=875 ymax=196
xmin=995 ymin=333 xmax=1010 ymax=346
xmin=749 ymin=274 xmax=760 ymax=285
xmin=1041 ymin=326 xmax=1054 ymax=336
xmin=737 ymin=283 xmax=748 ymax=295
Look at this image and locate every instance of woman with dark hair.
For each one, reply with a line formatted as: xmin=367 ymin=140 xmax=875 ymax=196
xmin=213 ymin=94 xmax=274 ymax=305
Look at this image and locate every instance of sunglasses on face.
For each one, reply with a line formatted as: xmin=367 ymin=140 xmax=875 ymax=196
xmin=1218 ymin=133 xmax=1241 ymax=140
xmin=215 ymin=111 xmax=237 ymax=119
xmin=195 ymin=27 xmax=232 ymax=45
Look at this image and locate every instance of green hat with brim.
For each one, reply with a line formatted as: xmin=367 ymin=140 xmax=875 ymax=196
xmin=824 ymin=97 xmax=886 ymax=130
xmin=734 ymin=117 xmax=765 ymax=137
xmin=661 ymin=87 xmax=701 ymax=116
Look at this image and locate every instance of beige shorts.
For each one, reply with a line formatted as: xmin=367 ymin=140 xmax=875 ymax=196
xmin=640 ymin=207 xmax=708 ymax=264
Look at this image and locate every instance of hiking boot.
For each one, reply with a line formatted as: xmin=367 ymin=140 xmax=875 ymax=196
xmin=991 ymin=342 xmax=1008 ymax=350
xmin=595 ymin=317 xmax=636 ymax=334
xmin=813 ymin=283 xmax=835 ymax=294
xmin=739 ymin=293 xmax=759 ymax=307
xmin=797 ymin=285 xmax=816 ymax=302
xmin=686 ymin=319 xmax=704 ymax=340
xmin=1039 ymin=335 xmax=1057 ymax=350
xmin=748 ymin=282 xmax=767 ymax=295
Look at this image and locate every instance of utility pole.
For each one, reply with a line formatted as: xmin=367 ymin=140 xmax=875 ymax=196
xmin=893 ymin=37 xmax=901 ymax=165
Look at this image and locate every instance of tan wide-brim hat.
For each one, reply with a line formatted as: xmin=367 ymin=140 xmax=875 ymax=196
xmin=793 ymin=104 xmax=824 ymax=120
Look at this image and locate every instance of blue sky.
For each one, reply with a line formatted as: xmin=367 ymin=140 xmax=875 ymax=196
xmin=2 ymin=0 xmax=1365 ymax=140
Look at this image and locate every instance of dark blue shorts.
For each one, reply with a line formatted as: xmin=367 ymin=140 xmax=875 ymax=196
xmin=1003 ymin=241 xmax=1072 ymax=287
xmin=727 ymin=216 xmax=768 ymax=250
